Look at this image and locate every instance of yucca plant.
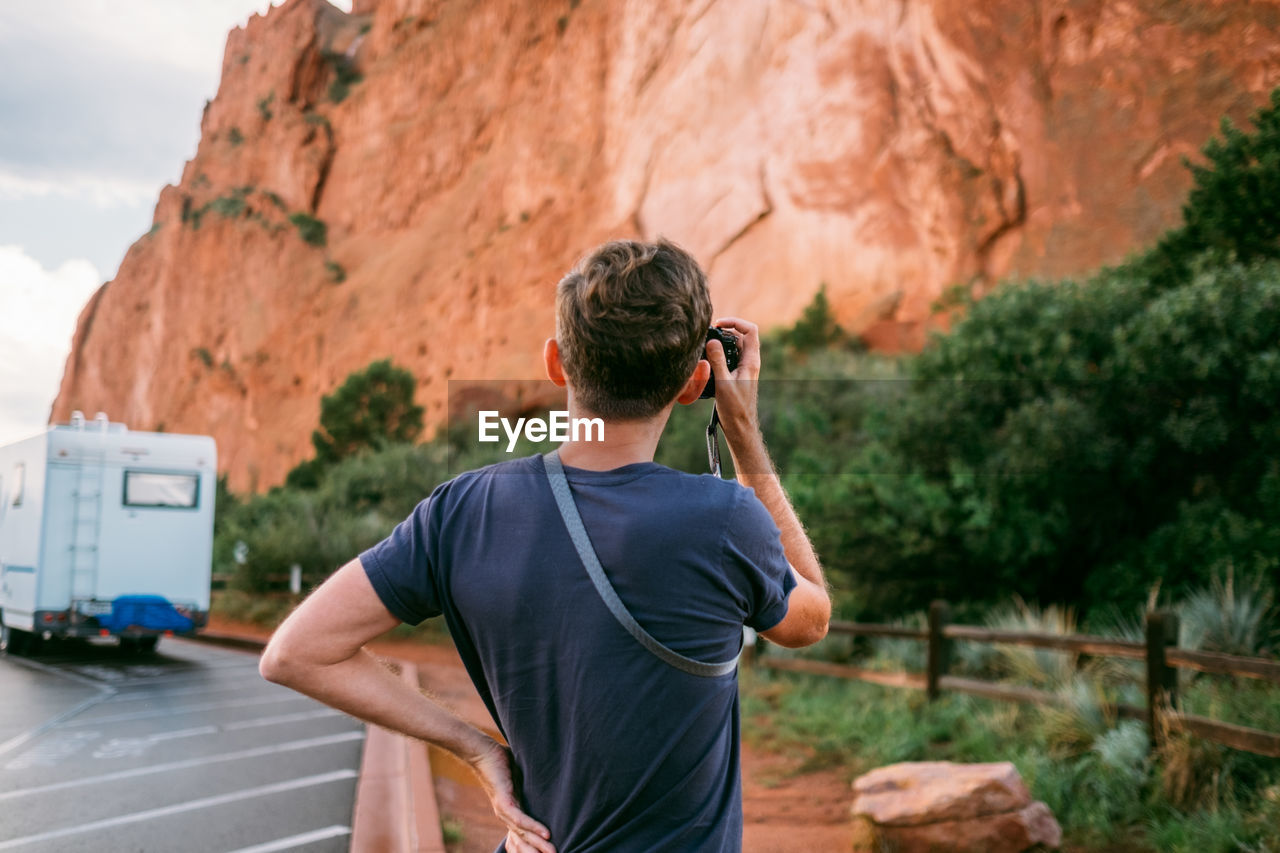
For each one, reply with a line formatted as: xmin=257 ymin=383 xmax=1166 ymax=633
xmin=1178 ymin=566 xmax=1277 ymax=657
xmin=984 ymin=596 xmax=1079 ymax=689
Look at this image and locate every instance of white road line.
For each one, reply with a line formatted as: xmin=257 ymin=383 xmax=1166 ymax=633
xmin=105 ymin=681 xmax=285 ymax=703
xmin=112 ymin=667 xmax=263 ymax=687
xmin=92 ymin=708 xmax=342 ymax=747
xmin=223 ymin=708 xmax=343 ymax=730
xmin=0 ymin=658 xmax=116 ymax=758
xmin=59 ymin=692 xmax=307 ymax=726
xmin=222 ymin=825 xmax=352 ymax=853
xmin=0 ymin=769 xmax=358 ymax=850
xmin=0 ymin=731 xmax=363 ymax=801
xmin=3 ymin=655 xmax=121 ymax=691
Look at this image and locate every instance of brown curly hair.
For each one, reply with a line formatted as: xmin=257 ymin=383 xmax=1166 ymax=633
xmin=556 ymin=239 xmax=712 ymax=420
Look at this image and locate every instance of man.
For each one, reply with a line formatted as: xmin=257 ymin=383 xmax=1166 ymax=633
xmin=260 ymin=239 xmax=831 ymax=852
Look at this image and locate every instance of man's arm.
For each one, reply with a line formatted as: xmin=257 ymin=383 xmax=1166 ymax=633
xmin=260 ymin=560 xmax=556 ymax=853
xmin=705 ymin=318 xmax=831 ymax=648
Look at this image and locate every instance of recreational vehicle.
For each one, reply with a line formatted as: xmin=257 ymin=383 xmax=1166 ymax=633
xmin=0 ymin=413 xmax=215 ymax=654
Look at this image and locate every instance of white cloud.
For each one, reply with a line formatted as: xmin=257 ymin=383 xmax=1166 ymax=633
xmin=0 ymin=1 xmax=352 ymax=78
xmin=0 ymin=168 xmax=161 ymax=209
xmin=0 ymin=246 xmax=102 ymax=444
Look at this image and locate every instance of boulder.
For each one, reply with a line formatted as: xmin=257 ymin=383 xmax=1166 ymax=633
xmin=850 ymin=761 xmax=1061 ymax=852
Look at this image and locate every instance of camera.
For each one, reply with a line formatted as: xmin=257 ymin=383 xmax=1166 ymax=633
xmin=700 ymin=327 xmax=741 ymax=399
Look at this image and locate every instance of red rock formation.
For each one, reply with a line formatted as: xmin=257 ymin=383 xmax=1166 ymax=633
xmin=52 ymin=0 xmax=1280 ymax=491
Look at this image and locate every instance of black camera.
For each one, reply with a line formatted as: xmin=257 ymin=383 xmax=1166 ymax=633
xmin=700 ymin=327 xmax=741 ymax=399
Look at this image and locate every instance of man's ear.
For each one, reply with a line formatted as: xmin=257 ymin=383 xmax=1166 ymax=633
xmin=675 ymin=359 xmax=711 ymax=405
xmin=544 ymin=338 xmax=567 ymax=387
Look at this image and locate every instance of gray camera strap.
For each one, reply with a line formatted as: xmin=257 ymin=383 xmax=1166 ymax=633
xmin=543 ymin=450 xmax=740 ymax=678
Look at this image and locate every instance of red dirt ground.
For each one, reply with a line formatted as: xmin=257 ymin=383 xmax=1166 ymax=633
xmin=211 ymin=617 xmax=853 ymax=851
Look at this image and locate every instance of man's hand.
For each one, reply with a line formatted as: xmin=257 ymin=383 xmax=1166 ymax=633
xmin=703 ymin=317 xmax=762 ymax=448
xmin=260 ymin=561 xmax=556 ymax=851
xmin=704 ymin=316 xmax=831 ymax=648
xmin=467 ymin=740 xmax=556 ymax=853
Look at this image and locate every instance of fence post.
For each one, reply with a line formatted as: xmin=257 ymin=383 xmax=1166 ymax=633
xmin=1145 ymin=609 xmax=1180 ymax=748
xmin=926 ymin=600 xmax=951 ymax=701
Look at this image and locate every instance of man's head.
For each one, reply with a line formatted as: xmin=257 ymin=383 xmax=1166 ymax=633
xmin=553 ymin=239 xmax=712 ymax=420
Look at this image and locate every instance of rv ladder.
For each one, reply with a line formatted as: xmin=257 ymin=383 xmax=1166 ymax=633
xmin=68 ymin=434 xmax=106 ymax=600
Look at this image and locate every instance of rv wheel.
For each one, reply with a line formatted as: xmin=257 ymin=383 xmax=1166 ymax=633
xmin=1 ymin=623 xmax=30 ymax=656
xmin=121 ymin=636 xmax=159 ymax=655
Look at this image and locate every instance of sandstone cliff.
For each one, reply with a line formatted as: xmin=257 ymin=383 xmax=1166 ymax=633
xmin=52 ymin=0 xmax=1280 ymax=491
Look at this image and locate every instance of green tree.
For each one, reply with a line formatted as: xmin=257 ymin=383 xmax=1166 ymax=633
xmin=285 ymin=358 xmax=424 ymax=489
xmin=1141 ymin=88 xmax=1280 ymax=289
xmin=793 ymin=88 xmax=1280 ymax=617
xmin=312 ymin=358 xmax=424 ymax=463
xmin=780 ymin=284 xmax=850 ymax=353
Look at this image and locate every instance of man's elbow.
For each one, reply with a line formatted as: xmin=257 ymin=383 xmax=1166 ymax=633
xmin=762 ymin=608 xmax=830 ymax=649
xmin=793 ymin=611 xmax=831 ymax=648
xmin=259 ymin=638 xmax=300 ymax=686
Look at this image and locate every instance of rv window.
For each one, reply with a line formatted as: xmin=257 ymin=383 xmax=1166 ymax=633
xmin=123 ymin=471 xmax=199 ymax=508
xmin=11 ymin=463 xmax=22 ymax=507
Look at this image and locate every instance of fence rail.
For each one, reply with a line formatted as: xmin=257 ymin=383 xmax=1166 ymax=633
xmin=759 ymin=601 xmax=1280 ymax=759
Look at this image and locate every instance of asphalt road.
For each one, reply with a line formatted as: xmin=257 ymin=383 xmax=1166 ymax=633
xmin=0 ymin=637 xmax=363 ymax=853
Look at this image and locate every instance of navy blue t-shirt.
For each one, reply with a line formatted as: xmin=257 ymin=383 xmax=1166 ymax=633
xmin=360 ymin=454 xmax=794 ymax=853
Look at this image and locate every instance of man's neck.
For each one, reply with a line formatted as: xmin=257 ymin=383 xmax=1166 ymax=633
xmin=554 ymin=404 xmax=671 ymax=471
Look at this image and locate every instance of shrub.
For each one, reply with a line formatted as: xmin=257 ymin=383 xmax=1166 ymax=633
xmin=284 ymin=358 xmax=424 ymax=488
xmin=323 ymin=51 xmax=363 ymax=104
xmin=288 ymin=212 xmax=327 ymax=247
xmin=1178 ymin=568 xmax=1276 ymax=656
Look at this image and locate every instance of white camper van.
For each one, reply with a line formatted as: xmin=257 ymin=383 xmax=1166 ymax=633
xmin=0 ymin=413 xmax=215 ymax=654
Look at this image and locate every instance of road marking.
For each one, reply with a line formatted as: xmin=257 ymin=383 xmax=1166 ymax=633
xmin=3 ymin=731 xmax=100 ymax=769
xmin=80 ymin=708 xmax=344 ymax=759
xmin=92 ymin=725 xmax=220 ymax=759
xmin=2 ymin=654 xmax=120 ymax=691
xmin=0 ymin=731 xmax=363 ymax=801
xmin=105 ymin=681 xmax=284 ymax=703
xmin=222 ymin=825 xmax=352 ymax=853
xmin=59 ymin=692 xmax=307 ymax=726
xmin=224 ymin=708 xmax=343 ymax=730
xmin=92 ymin=708 xmax=344 ymax=752
xmin=0 ymin=769 xmax=358 ymax=849
xmin=0 ymin=658 xmax=115 ymax=758
xmin=105 ymin=673 xmax=262 ymax=694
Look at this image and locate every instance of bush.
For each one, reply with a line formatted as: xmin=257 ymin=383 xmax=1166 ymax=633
xmin=216 ymin=442 xmax=448 ymax=592
xmin=288 ymin=212 xmax=327 ymax=247
xmin=323 ymin=51 xmax=363 ymax=104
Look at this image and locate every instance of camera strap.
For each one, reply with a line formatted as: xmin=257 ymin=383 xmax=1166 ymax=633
xmin=543 ymin=449 xmax=740 ymax=678
xmin=705 ymin=404 xmax=723 ymax=478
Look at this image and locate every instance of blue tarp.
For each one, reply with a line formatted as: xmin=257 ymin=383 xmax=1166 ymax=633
xmin=96 ymin=595 xmax=194 ymax=633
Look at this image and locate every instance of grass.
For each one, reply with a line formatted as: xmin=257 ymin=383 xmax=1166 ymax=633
xmin=742 ymin=650 xmax=1280 ymax=851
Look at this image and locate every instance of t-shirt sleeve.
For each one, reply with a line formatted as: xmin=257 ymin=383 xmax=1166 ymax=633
xmin=359 ymin=486 xmax=447 ymax=625
xmin=722 ymin=486 xmax=796 ymax=632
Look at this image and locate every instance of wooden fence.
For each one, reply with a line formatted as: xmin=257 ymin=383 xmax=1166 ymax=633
xmin=757 ymin=602 xmax=1280 ymax=759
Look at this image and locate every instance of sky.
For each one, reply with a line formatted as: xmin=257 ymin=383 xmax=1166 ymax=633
xmin=0 ymin=1 xmax=351 ymax=445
